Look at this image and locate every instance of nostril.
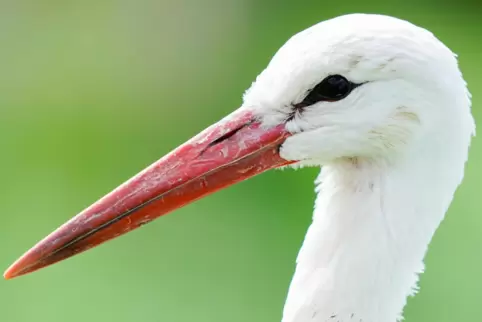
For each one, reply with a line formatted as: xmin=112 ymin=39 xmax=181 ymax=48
xmin=200 ymin=121 xmax=254 ymax=156
xmin=209 ymin=125 xmax=247 ymax=146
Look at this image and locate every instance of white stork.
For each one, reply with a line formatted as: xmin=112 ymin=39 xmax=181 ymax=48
xmin=5 ymin=14 xmax=474 ymax=322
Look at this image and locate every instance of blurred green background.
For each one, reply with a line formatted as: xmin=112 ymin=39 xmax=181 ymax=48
xmin=1 ymin=1 xmax=481 ymax=321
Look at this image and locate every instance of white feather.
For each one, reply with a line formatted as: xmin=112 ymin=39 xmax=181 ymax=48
xmin=243 ymin=14 xmax=474 ymax=322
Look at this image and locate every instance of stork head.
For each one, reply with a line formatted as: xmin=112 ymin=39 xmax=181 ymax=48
xmin=4 ymin=14 xmax=474 ymax=279
xmin=245 ymin=14 xmax=473 ymax=166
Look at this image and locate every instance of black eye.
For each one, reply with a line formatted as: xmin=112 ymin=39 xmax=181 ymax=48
xmin=299 ymin=75 xmax=357 ymax=107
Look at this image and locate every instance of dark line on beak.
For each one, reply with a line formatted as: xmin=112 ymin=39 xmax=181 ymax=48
xmin=200 ymin=120 xmax=254 ymax=156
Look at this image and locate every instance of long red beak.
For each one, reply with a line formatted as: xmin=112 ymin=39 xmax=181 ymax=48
xmin=4 ymin=108 xmax=293 ymax=279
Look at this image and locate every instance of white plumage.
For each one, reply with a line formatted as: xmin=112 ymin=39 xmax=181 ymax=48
xmin=4 ymin=13 xmax=475 ymax=322
xmin=243 ymin=14 xmax=474 ymax=322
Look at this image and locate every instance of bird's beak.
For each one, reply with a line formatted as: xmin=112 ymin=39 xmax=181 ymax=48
xmin=4 ymin=108 xmax=293 ymax=279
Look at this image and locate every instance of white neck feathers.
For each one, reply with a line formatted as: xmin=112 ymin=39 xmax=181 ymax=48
xmin=281 ymin=144 xmax=469 ymax=322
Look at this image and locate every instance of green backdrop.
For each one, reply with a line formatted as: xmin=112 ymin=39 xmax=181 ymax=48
xmin=1 ymin=1 xmax=481 ymax=321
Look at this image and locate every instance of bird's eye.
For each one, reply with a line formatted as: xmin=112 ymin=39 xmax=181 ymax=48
xmin=299 ymin=75 xmax=356 ymax=106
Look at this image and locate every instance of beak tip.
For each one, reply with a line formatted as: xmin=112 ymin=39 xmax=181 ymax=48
xmin=3 ymin=266 xmax=17 ymax=280
xmin=3 ymin=255 xmax=32 ymax=280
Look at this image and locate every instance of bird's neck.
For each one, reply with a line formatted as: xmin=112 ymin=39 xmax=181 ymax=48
xmin=281 ymin=152 xmax=467 ymax=322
